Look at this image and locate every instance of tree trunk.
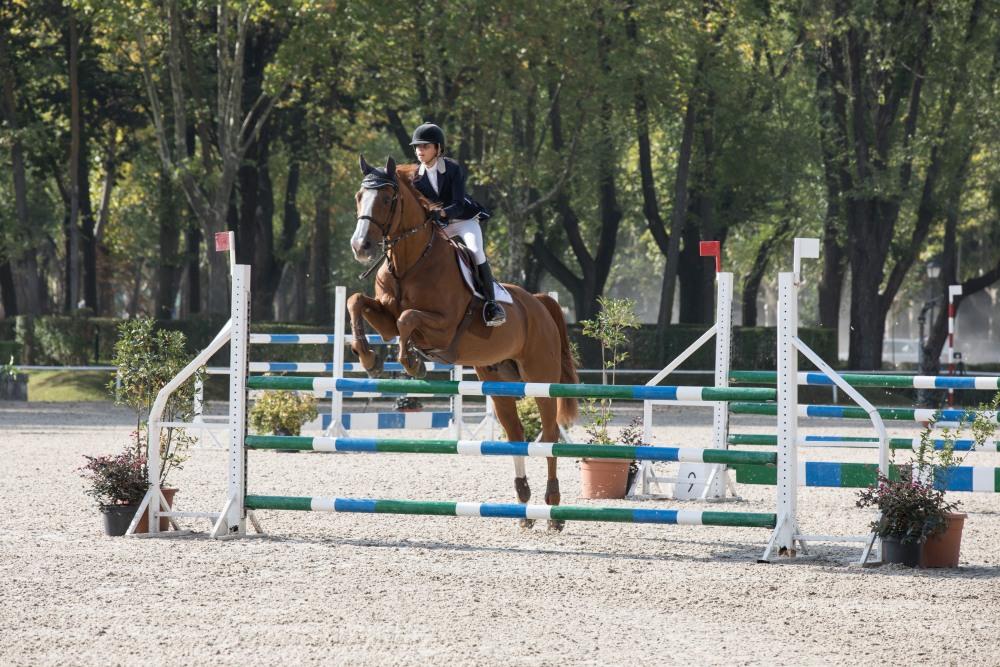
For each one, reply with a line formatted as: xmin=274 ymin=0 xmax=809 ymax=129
xmin=0 ymin=30 xmax=43 ymax=314
xmin=310 ymin=161 xmax=333 ymax=323
xmin=79 ymin=144 xmax=100 ymax=312
xmin=186 ymin=225 xmax=202 ymax=314
xmin=67 ymin=10 xmax=82 ymax=312
xmin=155 ymin=169 xmax=180 ymax=319
xmin=742 ymin=221 xmax=791 ymax=326
xmin=0 ymin=260 xmax=16 ymax=317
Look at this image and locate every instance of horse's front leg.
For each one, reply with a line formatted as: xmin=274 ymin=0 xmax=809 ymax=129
xmin=396 ymin=308 xmax=450 ymax=378
xmin=347 ymin=293 xmax=399 ymax=378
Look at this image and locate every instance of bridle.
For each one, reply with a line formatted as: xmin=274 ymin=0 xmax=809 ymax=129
xmin=357 ymin=174 xmax=436 ymax=281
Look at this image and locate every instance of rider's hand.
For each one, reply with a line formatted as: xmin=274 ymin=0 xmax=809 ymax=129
xmin=431 ymin=209 xmax=448 ymax=227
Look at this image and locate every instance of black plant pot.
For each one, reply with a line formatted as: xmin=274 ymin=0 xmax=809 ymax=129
xmin=0 ymin=374 xmax=28 ymax=401
xmin=101 ymin=504 xmax=140 ymax=536
xmin=882 ymin=536 xmax=920 ymax=567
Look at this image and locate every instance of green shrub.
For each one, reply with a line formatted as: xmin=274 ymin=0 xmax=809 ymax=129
xmin=249 ymin=389 xmax=318 ymax=436
xmin=0 ymin=341 xmax=20 ymax=364
xmin=111 ymin=318 xmax=197 ymax=484
xmin=514 ymin=398 xmax=542 ymax=442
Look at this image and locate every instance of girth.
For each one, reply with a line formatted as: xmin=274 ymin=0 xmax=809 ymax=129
xmin=412 ymin=297 xmax=481 ymax=365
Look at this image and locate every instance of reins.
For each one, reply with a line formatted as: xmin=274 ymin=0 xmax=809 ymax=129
xmin=356 ymin=180 xmax=437 ymax=285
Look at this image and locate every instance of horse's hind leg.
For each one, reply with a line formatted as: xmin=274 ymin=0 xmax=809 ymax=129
xmin=488 ymin=394 xmax=535 ymax=530
xmin=535 ymin=396 xmax=564 ymax=532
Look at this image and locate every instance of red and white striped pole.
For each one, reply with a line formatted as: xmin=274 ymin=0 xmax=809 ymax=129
xmin=947 ymin=284 xmax=962 ymax=406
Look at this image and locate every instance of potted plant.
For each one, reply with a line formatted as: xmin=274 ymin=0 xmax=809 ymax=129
xmin=857 ymin=391 xmax=998 ymax=567
xmin=578 ymin=297 xmax=639 ymax=499
xmin=855 ymin=470 xmax=959 ymax=567
xmin=249 ymin=387 xmax=318 ymax=436
xmin=78 ymin=431 xmax=172 ymax=535
xmin=915 ymin=392 xmax=999 ymax=567
xmin=0 ymin=355 xmax=28 ymax=400
xmin=394 ymin=396 xmax=424 ymax=412
xmin=83 ymin=319 xmax=196 ymax=534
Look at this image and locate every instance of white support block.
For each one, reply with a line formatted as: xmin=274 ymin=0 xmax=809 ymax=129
xmin=792 ymin=237 xmax=820 ymax=283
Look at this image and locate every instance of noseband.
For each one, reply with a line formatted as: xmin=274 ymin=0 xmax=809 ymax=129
xmin=357 ymin=173 xmax=434 ymax=281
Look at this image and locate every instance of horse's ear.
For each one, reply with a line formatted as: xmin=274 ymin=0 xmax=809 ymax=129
xmin=359 ymin=154 xmax=372 ymax=175
xmin=385 ymin=156 xmax=396 ymax=180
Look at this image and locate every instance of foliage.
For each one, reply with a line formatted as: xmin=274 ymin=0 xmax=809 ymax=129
xmin=1 ymin=355 xmax=16 ymax=379
xmin=855 ymin=472 xmax=959 ymax=545
xmin=78 ymin=432 xmax=149 ymax=508
xmin=581 ymin=297 xmax=639 ymax=385
xmin=109 ymin=318 xmax=196 ymax=484
xmin=580 ymin=297 xmax=639 ymax=447
xmin=0 ymin=0 xmax=998 ymax=374
xmin=32 ymin=316 xmax=98 ymax=366
xmin=249 ymin=389 xmax=318 ymax=436
xmin=393 ymin=396 xmax=423 ymax=411
xmin=856 ymin=392 xmax=1000 ymax=544
xmin=515 ymin=398 xmax=542 ymax=442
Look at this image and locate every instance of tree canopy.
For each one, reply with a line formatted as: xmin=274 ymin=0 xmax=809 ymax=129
xmin=1 ymin=0 xmax=998 ymax=370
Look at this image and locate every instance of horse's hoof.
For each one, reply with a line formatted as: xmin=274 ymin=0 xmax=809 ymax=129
xmin=365 ymin=346 xmax=387 ymax=378
xmin=547 ymin=519 xmax=565 ymax=532
xmin=519 ymin=518 xmax=536 ymax=530
xmin=403 ymin=345 xmax=427 ymax=378
xmin=514 ymin=477 xmax=531 ymax=503
xmin=408 ymin=359 xmax=427 ymax=379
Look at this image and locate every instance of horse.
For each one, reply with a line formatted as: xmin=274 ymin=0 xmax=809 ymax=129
xmin=347 ymin=155 xmax=578 ymax=530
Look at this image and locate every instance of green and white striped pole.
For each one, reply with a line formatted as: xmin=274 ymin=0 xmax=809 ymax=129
xmin=246 ymin=376 xmax=777 ymax=402
xmin=244 ymin=435 xmax=778 ymax=466
xmin=244 ymin=495 xmax=778 ymax=528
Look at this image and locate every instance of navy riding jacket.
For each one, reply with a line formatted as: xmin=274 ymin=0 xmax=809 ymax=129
xmin=412 ymin=157 xmax=489 ymax=221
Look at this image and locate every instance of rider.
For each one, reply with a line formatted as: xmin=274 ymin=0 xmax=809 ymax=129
xmin=409 ymin=122 xmax=506 ymax=327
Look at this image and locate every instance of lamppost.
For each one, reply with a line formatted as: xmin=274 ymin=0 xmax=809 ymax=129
xmin=917 ymin=259 xmax=941 ymax=371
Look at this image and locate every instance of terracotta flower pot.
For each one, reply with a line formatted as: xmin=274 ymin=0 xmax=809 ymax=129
xmin=132 ymin=487 xmax=179 ymax=533
xmin=920 ymin=512 xmax=966 ymax=568
xmin=579 ymin=459 xmax=630 ymax=499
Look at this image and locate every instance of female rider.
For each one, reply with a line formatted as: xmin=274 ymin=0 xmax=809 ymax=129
xmin=409 ymin=123 xmax=505 ymax=327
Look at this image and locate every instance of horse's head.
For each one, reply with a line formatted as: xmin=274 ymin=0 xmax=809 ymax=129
xmin=352 ymin=155 xmax=399 ymax=263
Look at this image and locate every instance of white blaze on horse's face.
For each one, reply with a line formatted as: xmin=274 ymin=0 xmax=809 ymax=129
xmin=351 ymin=188 xmax=377 ymax=262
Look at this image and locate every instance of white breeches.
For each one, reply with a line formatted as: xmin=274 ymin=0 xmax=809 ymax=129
xmin=443 ymin=217 xmax=487 ymax=264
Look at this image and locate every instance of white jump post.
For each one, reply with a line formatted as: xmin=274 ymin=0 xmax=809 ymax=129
xmin=947 ymin=284 xmax=962 ymax=407
xmin=329 ymin=286 xmax=347 ymax=436
xmin=630 ymin=240 xmax=736 ymax=500
xmin=760 ymin=237 xmax=888 ymax=564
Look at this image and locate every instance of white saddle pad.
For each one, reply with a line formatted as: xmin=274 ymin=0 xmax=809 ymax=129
xmin=458 ymin=262 xmax=514 ymax=304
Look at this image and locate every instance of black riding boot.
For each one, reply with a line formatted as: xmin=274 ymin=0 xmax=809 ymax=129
xmin=477 ymin=261 xmax=506 ymax=327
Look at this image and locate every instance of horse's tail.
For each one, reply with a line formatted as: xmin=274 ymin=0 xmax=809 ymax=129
xmin=535 ymin=293 xmax=579 ymax=427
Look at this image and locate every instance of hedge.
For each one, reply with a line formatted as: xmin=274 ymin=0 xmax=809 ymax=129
xmin=5 ymin=314 xmax=835 ymax=372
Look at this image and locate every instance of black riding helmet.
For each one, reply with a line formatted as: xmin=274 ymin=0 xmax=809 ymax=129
xmin=409 ymin=123 xmax=445 ymax=148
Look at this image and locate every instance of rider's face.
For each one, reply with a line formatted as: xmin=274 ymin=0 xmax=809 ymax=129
xmin=414 ymin=143 xmax=438 ymax=165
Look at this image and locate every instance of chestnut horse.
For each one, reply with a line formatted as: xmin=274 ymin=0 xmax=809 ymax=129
xmin=348 ymin=155 xmax=578 ymax=530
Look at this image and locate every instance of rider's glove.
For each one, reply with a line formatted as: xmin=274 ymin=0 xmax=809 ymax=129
xmin=431 ymin=209 xmax=448 ymax=228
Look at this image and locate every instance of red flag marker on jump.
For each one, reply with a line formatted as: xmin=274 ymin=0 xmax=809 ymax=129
xmin=215 ymin=231 xmax=236 ymax=273
xmin=700 ymin=241 xmax=721 ymax=273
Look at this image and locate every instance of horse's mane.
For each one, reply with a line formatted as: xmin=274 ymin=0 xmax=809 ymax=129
xmin=395 ymin=163 xmax=440 ymax=213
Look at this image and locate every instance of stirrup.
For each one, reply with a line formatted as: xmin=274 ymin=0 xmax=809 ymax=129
xmin=484 ymin=301 xmax=506 ymax=327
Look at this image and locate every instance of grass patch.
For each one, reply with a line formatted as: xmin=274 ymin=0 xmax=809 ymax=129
xmin=26 ymin=370 xmax=115 ymax=402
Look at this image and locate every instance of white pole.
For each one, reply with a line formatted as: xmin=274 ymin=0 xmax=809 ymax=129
xmin=224 ymin=264 xmax=251 ymax=535
xmin=332 ymin=286 xmax=346 ymax=435
xmin=712 ymin=272 xmax=733 ymax=450
xmin=947 ymin=284 xmax=962 ymax=407
xmin=453 ymin=364 xmax=463 ymax=439
xmin=773 ymin=271 xmax=799 ymax=556
xmin=193 ymin=375 xmax=204 ymax=421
